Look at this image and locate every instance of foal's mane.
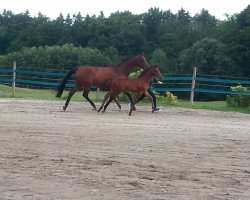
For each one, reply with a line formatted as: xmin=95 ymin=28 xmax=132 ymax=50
xmin=139 ymin=65 xmax=157 ymax=77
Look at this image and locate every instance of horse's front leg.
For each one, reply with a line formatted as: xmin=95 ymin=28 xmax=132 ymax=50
xmin=144 ymin=91 xmax=156 ymax=113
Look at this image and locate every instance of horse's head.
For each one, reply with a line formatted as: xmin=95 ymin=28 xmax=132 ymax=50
xmin=136 ymin=54 xmax=150 ymax=69
xmin=151 ymin=65 xmax=163 ymax=81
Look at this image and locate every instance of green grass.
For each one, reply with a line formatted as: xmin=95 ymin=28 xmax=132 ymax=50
xmin=157 ymin=96 xmax=250 ymax=114
xmin=0 ymin=84 xmax=106 ymax=102
xmin=0 ymin=84 xmax=249 ymax=114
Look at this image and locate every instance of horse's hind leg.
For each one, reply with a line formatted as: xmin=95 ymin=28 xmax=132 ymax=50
xmin=113 ymin=98 xmax=121 ymax=110
xmin=83 ymin=90 xmax=96 ymax=110
xmin=102 ymin=91 xmax=120 ymax=112
xmin=134 ymin=94 xmax=146 ymax=109
xmin=103 ymin=97 xmax=114 ymax=113
xmin=129 ymin=92 xmax=142 ymax=116
xmin=63 ymin=87 xmax=77 ymax=111
xmin=124 ymin=92 xmax=136 ymax=111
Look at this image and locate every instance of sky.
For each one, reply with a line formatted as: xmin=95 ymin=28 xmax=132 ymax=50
xmin=1 ymin=0 xmax=249 ymax=20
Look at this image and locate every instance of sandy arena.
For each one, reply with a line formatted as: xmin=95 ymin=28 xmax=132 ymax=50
xmin=0 ymin=99 xmax=249 ymax=200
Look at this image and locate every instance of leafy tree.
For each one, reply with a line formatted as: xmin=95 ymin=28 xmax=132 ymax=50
xmin=217 ymin=5 xmax=250 ymax=78
xmin=102 ymin=46 xmax=120 ymax=64
xmin=179 ymin=38 xmax=238 ymax=76
xmin=0 ymin=10 xmax=31 ymax=53
xmin=150 ymin=48 xmax=168 ymax=74
xmin=78 ymin=47 xmax=111 ymax=66
xmin=192 ymin=9 xmax=218 ymax=41
xmin=141 ymin=8 xmax=167 ymax=53
xmin=104 ymin=11 xmax=145 ymax=57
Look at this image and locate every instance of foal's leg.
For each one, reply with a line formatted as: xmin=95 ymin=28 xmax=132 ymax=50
xmin=135 ymin=94 xmax=146 ymax=104
xmin=101 ymin=90 xmax=120 ymax=113
xmin=144 ymin=91 xmax=156 ymax=113
xmin=124 ymin=92 xmax=136 ymax=111
xmin=129 ymin=93 xmax=142 ymax=116
xmin=63 ymin=87 xmax=78 ymax=111
xmin=134 ymin=89 xmax=156 ymax=106
xmin=98 ymin=91 xmax=111 ymax=112
xmin=102 ymin=97 xmax=114 ymax=113
xmin=147 ymin=89 xmax=157 ymax=108
xmin=134 ymin=89 xmax=158 ymax=111
xmin=83 ymin=89 xmax=96 ymax=110
xmin=113 ymin=98 xmax=121 ymax=110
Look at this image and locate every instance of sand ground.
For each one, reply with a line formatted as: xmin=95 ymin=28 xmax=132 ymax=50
xmin=0 ymin=99 xmax=249 ymax=200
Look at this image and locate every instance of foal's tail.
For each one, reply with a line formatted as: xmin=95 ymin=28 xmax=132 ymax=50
xmin=55 ymin=68 xmax=77 ymax=98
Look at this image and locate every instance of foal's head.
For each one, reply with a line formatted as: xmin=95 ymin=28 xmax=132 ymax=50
xmin=151 ymin=65 xmax=163 ymax=80
xmin=140 ymin=65 xmax=163 ymax=81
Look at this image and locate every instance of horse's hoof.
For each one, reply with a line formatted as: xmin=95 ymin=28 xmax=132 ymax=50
xmin=129 ymin=103 xmax=136 ymax=111
xmin=152 ymin=107 xmax=161 ymax=113
xmin=63 ymin=106 xmax=66 ymax=111
xmin=102 ymin=110 xmax=105 ymax=113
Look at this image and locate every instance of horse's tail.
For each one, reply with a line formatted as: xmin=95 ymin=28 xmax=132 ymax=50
xmin=56 ymin=68 xmax=77 ymax=98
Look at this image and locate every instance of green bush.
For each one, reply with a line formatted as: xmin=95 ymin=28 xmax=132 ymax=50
xmin=226 ymin=85 xmax=250 ymax=108
xmin=0 ymin=44 xmax=112 ymax=70
xmin=163 ymin=92 xmax=178 ymax=104
xmin=155 ymin=91 xmax=178 ymax=105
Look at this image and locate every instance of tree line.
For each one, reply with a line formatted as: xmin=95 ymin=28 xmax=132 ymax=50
xmin=0 ymin=6 xmax=249 ymax=77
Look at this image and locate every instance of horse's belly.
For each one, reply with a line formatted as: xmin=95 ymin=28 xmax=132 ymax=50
xmin=94 ymin=79 xmax=115 ymax=90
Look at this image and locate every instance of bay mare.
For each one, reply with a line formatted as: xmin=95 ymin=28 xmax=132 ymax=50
xmin=55 ymin=54 xmax=150 ymax=111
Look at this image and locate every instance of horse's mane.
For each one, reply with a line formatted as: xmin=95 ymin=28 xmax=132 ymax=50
xmin=139 ymin=65 xmax=157 ymax=77
xmin=115 ymin=56 xmax=134 ymax=67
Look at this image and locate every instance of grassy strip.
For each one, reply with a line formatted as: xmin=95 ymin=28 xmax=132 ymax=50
xmin=0 ymin=84 xmax=104 ymax=102
xmin=0 ymin=84 xmax=249 ymax=114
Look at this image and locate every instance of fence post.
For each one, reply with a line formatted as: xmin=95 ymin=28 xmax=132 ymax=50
xmin=96 ymin=88 xmax=100 ymax=100
xmin=12 ymin=61 xmax=16 ymax=97
xmin=190 ymin=67 xmax=197 ymax=105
